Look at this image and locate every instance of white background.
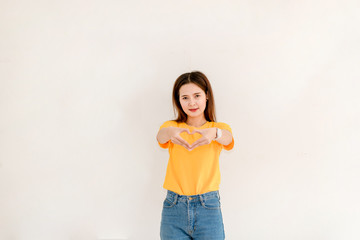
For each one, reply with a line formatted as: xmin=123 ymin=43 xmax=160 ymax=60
xmin=1 ymin=0 xmax=359 ymax=239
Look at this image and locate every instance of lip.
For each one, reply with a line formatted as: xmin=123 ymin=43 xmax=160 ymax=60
xmin=189 ymin=108 xmax=198 ymax=112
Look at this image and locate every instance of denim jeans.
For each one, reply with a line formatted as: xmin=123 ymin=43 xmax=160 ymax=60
xmin=160 ymin=190 xmax=225 ymax=240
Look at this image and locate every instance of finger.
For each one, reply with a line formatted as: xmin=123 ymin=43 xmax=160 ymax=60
xmin=192 ymin=129 xmax=201 ymax=134
xmin=180 ymin=139 xmax=191 ymax=149
xmin=172 ymin=139 xmax=191 ymax=150
xmin=177 ymin=135 xmax=191 ymax=147
xmin=171 ymin=132 xmax=192 ymax=150
xmin=189 ymin=138 xmax=208 ymax=150
xmin=193 ymin=128 xmax=200 ymax=132
xmin=189 ymin=129 xmax=199 ymax=135
xmin=178 ymin=128 xmax=191 ymax=135
xmin=174 ymin=136 xmax=191 ymax=149
xmin=184 ymin=128 xmax=191 ymax=134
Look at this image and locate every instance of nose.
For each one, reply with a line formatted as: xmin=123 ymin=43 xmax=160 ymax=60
xmin=189 ymin=102 xmax=196 ymax=107
xmin=188 ymin=97 xmax=196 ymax=106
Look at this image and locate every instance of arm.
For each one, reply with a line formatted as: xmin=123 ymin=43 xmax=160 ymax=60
xmin=156 ymin=127 xmax=171 ymax=144
xmin=215 ymin=129 xmax=233 ymax=146
xmin=157 ymin=126 xmax=192 ymax=150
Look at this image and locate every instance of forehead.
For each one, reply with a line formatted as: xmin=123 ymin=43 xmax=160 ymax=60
xmin=179 ymin=83 xmax=204 ymax=96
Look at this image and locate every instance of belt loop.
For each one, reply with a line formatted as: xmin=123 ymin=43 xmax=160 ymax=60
xmin=174 ymin=192 xmax=178 ymax=204
xmin=217 ymin=190 xmax=220 ymax=200
xmin=169 ymin=190 xmax=174 ymax=200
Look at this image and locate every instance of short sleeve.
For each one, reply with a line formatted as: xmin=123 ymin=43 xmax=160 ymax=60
xmin=157 ymin=120 xmax=177 ymax=149
xmin=215 ymin=122 xmax=234 ymax=150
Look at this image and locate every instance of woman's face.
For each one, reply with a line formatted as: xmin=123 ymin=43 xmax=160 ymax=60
xmin=179 ymin=83 xmax=207 ymax=118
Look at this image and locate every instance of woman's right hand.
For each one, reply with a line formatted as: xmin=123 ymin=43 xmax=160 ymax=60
xmin=168 ymin=127 xmax=192 ymax=150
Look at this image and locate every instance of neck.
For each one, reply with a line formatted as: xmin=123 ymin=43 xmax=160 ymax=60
xmin=186 ymin=116 xmax=207 ymax=128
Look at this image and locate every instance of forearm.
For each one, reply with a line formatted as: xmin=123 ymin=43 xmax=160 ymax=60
xmin=215 ymin=129 xmax=233 ymax=146
xmin=156 ymin=127 xmax=172 ymax=144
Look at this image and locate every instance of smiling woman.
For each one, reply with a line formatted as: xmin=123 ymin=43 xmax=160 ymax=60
xmin=179 ymin=83 xmax=208 ymax=125
xmin=171 ymin=71 xmax=216 ymax=127
xmin=156 ymin=71 xmax=234 ymax=240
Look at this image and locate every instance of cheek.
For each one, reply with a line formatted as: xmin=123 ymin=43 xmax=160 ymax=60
xmin=179 ymin=100 xmax=186 ymax=109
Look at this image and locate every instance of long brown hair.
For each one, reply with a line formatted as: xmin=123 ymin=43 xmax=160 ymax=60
xmin=171 ymin=71 xmax=216 ymax=123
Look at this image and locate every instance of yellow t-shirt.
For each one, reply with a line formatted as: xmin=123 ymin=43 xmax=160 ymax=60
xmin=157 ymin=120 xmax=234 ymax=196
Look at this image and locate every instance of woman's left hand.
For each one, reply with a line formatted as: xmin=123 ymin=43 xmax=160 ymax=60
xmin=188 ymin=128 xmax=217 ymax=151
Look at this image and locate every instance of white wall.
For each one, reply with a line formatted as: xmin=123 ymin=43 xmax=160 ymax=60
xmin=1 ymin=0 xmax=359 ymax=239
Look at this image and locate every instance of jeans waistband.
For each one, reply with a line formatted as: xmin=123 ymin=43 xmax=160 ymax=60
xmin=166 ymin=190 xmax=220 ymax=203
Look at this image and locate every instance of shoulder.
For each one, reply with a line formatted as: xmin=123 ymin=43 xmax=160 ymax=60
xmin=159 ymin=120 xmax=178 ymax=129
xmin=214 ymin=122 xmax=234 ymax=150
xmin=213 ymin=122 xmax=232 ymax=133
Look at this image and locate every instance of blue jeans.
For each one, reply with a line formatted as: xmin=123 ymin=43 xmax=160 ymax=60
xmin=160 ymin=190 xmax=225 ymax=240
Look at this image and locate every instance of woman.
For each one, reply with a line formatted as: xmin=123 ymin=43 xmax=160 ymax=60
xmin=157 ymin=71 xmax=234 ymax=240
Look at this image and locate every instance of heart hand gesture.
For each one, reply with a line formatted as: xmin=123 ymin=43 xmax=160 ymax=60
xmin=168 ymin=127 xmax=217 ymax=151
xmin=168 ymin=127 xmax=192 ymax=150
xmin=187 ymin=128 xmax=217 ymax=151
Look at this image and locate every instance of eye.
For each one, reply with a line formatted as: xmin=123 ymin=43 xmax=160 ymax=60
xmin=196 ymin=95 xmax=200 ymax=97
xmin=182 ymin=97 xmax=187 ymax=100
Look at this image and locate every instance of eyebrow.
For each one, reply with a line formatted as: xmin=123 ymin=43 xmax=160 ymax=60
xmin=181 ymin=92 xmax=202 ymax=97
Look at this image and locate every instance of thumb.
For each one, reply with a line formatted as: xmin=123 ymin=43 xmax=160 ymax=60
xmin=192 ymin=129 xmax=201 ymax=134
xmin=181 ymin=128 xmax=191 ymax=134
